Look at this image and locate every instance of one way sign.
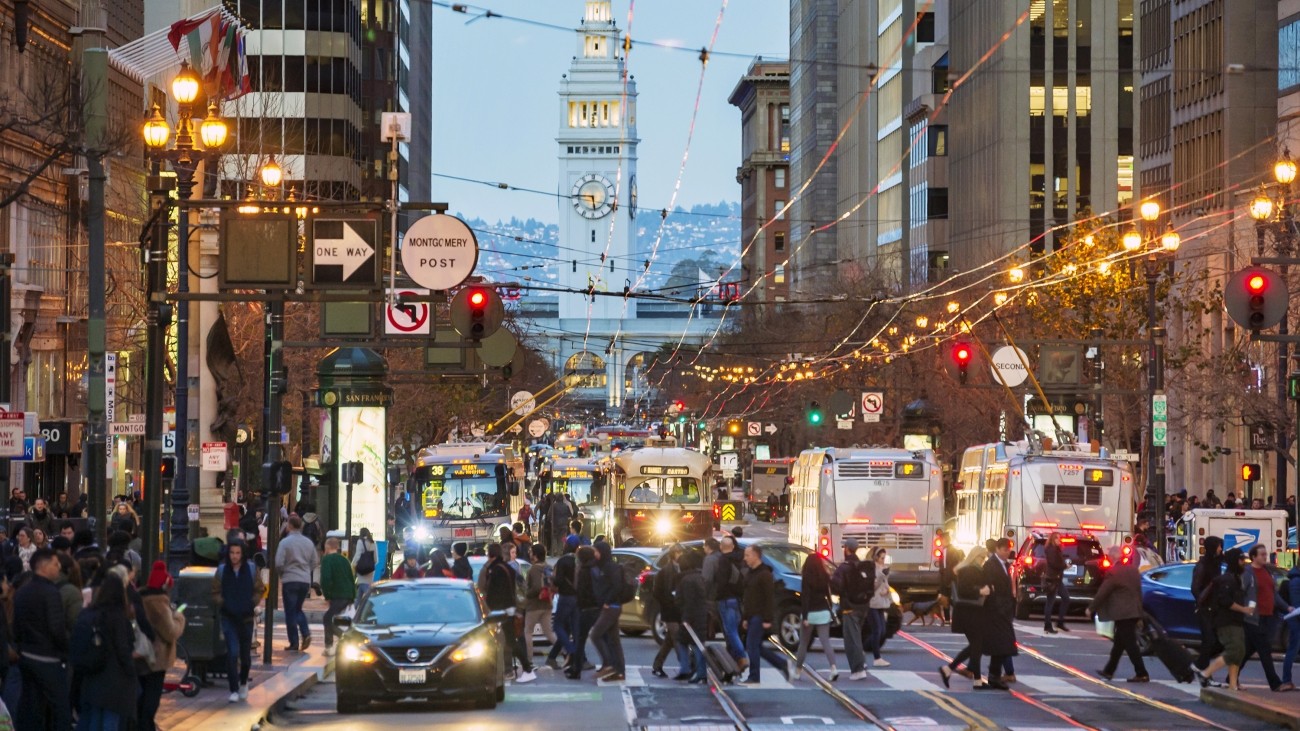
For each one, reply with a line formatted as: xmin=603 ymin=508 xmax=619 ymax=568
xmin=310 ymin=219 xmax=379 ymax=286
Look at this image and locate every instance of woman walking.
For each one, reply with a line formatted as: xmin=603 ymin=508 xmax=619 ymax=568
xmin=940 ymin=546 xmax=990 ymax=687
xmin=866 ymin=548 xmax=893 ymax=667
xmin=793 ymin=551 xmax=838 ymax=681
xmin=71 ymin=573 xmax=137 ymax=730
xmin=351 ymin=528 xmax=377 ymax=604
xmin=1089 ymin=546 xmax=1149 ymax=682
xmin=1198 ymin=548 xmax=1255 ymax=690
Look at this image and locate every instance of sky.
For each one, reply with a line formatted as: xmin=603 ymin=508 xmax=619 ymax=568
xmin=430 ymin=0 xmax=790 ymax=224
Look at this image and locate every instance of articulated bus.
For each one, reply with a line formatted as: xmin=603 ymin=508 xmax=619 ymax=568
xmin=954 ymin=442 xmax=1135 ymax=552
xmin=406 ymin=442 xmax=526 ymax=551
xmin=607 ymin=438 xmax=714 ymax=546
xmin=787 ymin=447 xmax=945 ymax=596
xmin=539 ymin=456 xmax=612 ymax=540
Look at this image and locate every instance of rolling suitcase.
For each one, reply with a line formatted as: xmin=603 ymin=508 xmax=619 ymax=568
xmin=704 ymin=642 xmax=741 ymax=683
xmin=1146 ymin=617 xmax=1195 ymax=683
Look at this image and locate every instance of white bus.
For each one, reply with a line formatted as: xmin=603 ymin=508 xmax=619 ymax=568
xmin=953 ymin=442 xmax=1135 ymax=552
xmin=405 ymin=442 xmax=526 ymax=551
xmin=787 ymin=447 xmax=945 ymax=595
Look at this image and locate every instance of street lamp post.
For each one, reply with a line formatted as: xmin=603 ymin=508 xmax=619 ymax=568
xmin=1123 ymin=201 xmax=1181 ymax=558
xmin=141 ymin=61 xmax=229 ymax=566
xmin=1247 ymin=152 xmax=1298 ymax=510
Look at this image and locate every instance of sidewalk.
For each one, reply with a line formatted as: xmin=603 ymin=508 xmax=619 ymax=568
xmin=1200 ymin=685 xmax=1300 ymax=730
xmin=157 ymin=609 xmax=331 ymax=731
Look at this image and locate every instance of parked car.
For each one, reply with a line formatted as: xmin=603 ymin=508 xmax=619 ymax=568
xmin=1011 ymin=533 xmax=1106 ymax=620
xmin=333 ymin=578 xmax=506 ymax=713
xmin=1139 ymin=561 xmax=1290 ymax=653
xmin=637 ymin=538 xmax=901 ymax=651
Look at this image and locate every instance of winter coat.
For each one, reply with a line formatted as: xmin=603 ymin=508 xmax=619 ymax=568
xmin=741 ymin=563 xmax=777 ymax=625
xmin=652 ymin=560 xmax=682 ymax=622
xmin=591 ymin=555 xmax=625 ymax=607
xmin=1090 ymin=562 xmax=1143 ymax=621
xmin=831 ymin=555 xmax=876 ymax=609
xmin=320 ymin=552 xmax=356 ymax=601
xmin=979 ymin=555 xmax=1018 ymax=656
xmin=483 ymin=560 xmax=517 ymax=612
xmin=524 ymin=563 xmax=552 ymax=613
xmin=275 ymin=531 xmax=319 ymax=585
xmin=553 ymin=553 xmax=578 ymax=596
xmin=211 ymin=560 xmax=265 ymax=621
xmin=74 ymin=605 xmax=137 ymax=721
xmin=950 ymin=563 xmax=987 ymax=638
xmin=141 ymin=589 xmax=186 ymax=673
xmin=575 ymin=555 xmax=600 ymax=610
xmin=676 ymin=568 xmax=709 ymax=640
xmin=452 ymin=555 xmax=473 ymax=580
xmin=1287 ymin=566 xmax=1300 ymax=610
xmin=1043 ymin=543 xmax=1068 ymax=581
xmin=1210 ymin=572 xmax=1247 ymax=629
xmin=13 ymin=575 xmax=68 ymax=659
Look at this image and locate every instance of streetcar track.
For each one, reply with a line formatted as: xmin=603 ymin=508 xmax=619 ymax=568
xmin=767 ymin=638 xmax=896 ymax=730
xmin=899 ymin=630 xmax=1243 ymax=731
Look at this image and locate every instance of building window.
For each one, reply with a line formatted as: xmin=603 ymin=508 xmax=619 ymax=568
xmin=928 ymin=125 xmax=947 ymax=156
xmin=916 ymin=12 xmax=935 ymax=43
xmin=779 ymin=104 xmax=791 ymax=153
xmin=775 ymin=168 xmax=786 ymax=188
xmin=932 ymin=53 xmax=949 ymax=94
xmin=927 ymin=188 xmax=949 ymax=219
xmin=774 ymin=200 xmax=786 ymax=220
xmin=1283 ymin=20 xmax=1300 ymax=90
xmin=773 ymin=264 xmax=785 ymax=284
xmin=774 ymin=232 xmax=785 ymax=251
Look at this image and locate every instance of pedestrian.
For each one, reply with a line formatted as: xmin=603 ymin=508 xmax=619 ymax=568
xmin=392 ymin=553 xmax=427 ymax=579
xmin=566 ymin=545 xmax=600 ymax=680
xmin=940 ymin=546 xmax=991 ymax=687
xmin=976 ymin=538 xmax=1018 ymax=690
xmin=1240 ymin=543 xmax=1292 ymax=691
xmin=588 ymin=539 xmax=627 ymax=681
xmin=651 ymin=544 xmax=685 ymax=678
xmin=212 ymin=541 xmax=265 ymax=703
xmin=351 ymin=527 xmax=377 ymax=603
xmin=427 ymin=549 xmax=454 ymax=578
xmin=70 ymin=569 xmax=136 ymax=730
xmin=25 ymin=499 xmax=53 ymax=536
xmin=518 ymin=496 xmax=534 ymax=530
xmin=451 ymin=541 xmax=473 ymax=580
xmin=276 ymin=515 xmax=318 ymax=652
xmin=546 ymin=535 xmax=580 ymax=671
xmin=793 ymin=550 xmax=837 ymax=681
xmin=51 ymin=493 xmax=73 ymax=521
xmin=1198 ymin=548 xmax=1253 ymax=690
xmin=14 ymin=528 xmax=34 ymax=572
xmin=13 ymin=549 xmax=70 ymax=731
xmin=109 ymin=502 xmax=137 ymax=539
xmin=674 ymin=549 xmax=709 ymax=683
xmin=523 ymin=543 xmax=557 ymax=663
xmin=866 ymin=547 xmax=893 ymax=667
xmin=548 ymin=495 xmax=574 ymax=556
xmin=1282 ymin=559 xmax=1300 ymax=688
xmin=513 ymin=523 xmax=533 ymax=565
xmin=1089 ymin=546 xmax=1149 ymax=682
xmin=1042 ymin=532 xmax=1071 ymax=633
xmin=54 ymin=552 xmax=82 ymax=637
xmin=830 ymin=537 xmax=875 ymax=680
xmin=140 ymin=562 xmax=186 ymax=731
xmin=936 ymin=530 xmax=963 ymax=624
xmin=483 ymin=543 xmax=536 ymax=683
xmin=738 ymin=544 xmax=789 ymax=684
xmin=319 ymin=537 xmax=355 ymax=657
xmin=1192 ymin=536 xmax=1225 ymax=669
xmin=706 ymin=535 xmax=748 ymax=671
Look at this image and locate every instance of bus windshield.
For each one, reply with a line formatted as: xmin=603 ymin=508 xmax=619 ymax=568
xmin=549 ymin=475 xmax=600 ymax=507
xmin=415 ymin=463 xmax=507 ymax=520
xmin=625 ymin=477 xmax=702 ymax=505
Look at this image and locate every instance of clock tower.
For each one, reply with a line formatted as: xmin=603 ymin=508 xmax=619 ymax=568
xmin=557 ymin=0 xmax=639 ymax=321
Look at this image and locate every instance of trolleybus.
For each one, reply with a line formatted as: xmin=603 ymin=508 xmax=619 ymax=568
xmin=405 ymin=442 xmax=525 ymax=551
xmin=607 ymin=438 xmax=713 ymax=546
xmin=539 ymin=456 xmax=611 ymax=540
xmin=749 ymin=457 xmax=796 ymax=521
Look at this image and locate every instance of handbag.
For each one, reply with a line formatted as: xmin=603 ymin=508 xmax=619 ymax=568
xmin=131 ymin=620 xmax=156 ymax=667
xmin=951 ymin=580 xmax=986 ymax=607
xmin=1093 ymin=615 xmax=1115 ymax=639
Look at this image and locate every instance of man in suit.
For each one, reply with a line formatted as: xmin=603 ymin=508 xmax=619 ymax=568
xmin=978 ymin=537 xmax=1019 ymax=690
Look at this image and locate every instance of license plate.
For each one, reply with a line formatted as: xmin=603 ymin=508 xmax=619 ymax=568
xmin=399 ymin=668 xmax=426 ymax=684
xmin=1065 ymin=566 xmax=1080 ymax=577
xmin=453 ymin=527 xmax=474 ymax=538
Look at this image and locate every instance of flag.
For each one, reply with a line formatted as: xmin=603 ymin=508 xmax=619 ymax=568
xmin=168 ymin=10 xmax=251 ymax=100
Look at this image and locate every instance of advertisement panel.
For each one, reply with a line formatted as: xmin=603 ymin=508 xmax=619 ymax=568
xmin=336 ymin=406 xmax=387 ymax=544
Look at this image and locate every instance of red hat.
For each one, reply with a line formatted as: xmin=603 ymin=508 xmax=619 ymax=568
xmin=146 ymin=561 xmax=172 ymax=591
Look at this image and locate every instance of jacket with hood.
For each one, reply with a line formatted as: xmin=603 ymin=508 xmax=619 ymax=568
xmin=741 ymin=562 xmax=777 ymax=624
xmin=575 ymin=552 xmax=599 ymax=610
xmin=676 ymin=567 xmax=709 ymax=635
xmin=140 ymin=588 xmax=187 ymax=673
xmin=483 ymin=558 xmax=517 ymax=612
xmin=591 ymin=540 xmax=625 ymax=607
xmin=300 ymin=512 xmax=324 ymax=546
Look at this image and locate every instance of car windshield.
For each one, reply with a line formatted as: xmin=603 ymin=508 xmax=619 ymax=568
xmin=759 ymin=544 xmax=814 ymax=574
xmin=357 ymin=587 xmax=480 ymax=626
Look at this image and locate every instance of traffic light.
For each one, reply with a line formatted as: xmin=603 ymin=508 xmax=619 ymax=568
xmin=726 ymin=419 xmax=742 ymax=435
xmin=1225 ymin=267 xmax=1288 ymax=330
xmin=952 ymin=341 xmax=973 ymax=384
xmin=806 ymin=401 xmax=824 ymax=426
xmin=160 ymin=456 xmax=176 ymax=480
xmin=1241 ymin=463 xmax=1261 ymax=482
xmin=450 ymin=285 xmax=504 ymax=341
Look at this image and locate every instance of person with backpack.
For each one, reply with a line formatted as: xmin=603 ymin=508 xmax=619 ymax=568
xmin=70 ymin=572 xmax=137 ymax=730
xmin=524 ymin=543 xmax=557 ymax=662
xmin=651 ymin=544 xmax=684 ymax=678
xmin=351 ymin=527 xmax=377 ymax=603
xmin=546 ymin=536 xmax=581 ymax=671
xmin=866 ymin=548 xmax=893 ymax=667
xmin=588 ymin=539 xmax=627 ymax=682
xmin=211 ymin=541 xmax=265 ymax=703
xmin=1198 ymin=548 xmax=1254 ymax=690
xmin=831 ymin=537 xmax=875 ymax=680
xmin=1191 ymin=536 xmax=1225 ymax=670
xmin=707 ymin=536 xmax=748 ymax=669
xmin=567 ymin=545 xmax=601 ymax=679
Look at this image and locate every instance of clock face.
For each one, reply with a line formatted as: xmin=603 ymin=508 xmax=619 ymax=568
xmin=629 ymin=174 xmax=638 ymax=220
xmin=572 ymin=174 xmax=615 ymax=219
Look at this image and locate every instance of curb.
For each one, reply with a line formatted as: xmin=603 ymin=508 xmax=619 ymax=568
xmin=259 ymin=662 xmax=329 ymax=728
xmin=1200 ymin=687 xmax=1300 ymax=730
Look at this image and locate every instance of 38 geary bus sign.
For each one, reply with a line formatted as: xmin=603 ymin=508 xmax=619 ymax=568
xmin=400 ymin=214 xmax=479 ymax=291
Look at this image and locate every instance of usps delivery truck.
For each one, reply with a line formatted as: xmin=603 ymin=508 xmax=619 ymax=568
xmin=1172 ymin=508 xmax=1289 ymax=561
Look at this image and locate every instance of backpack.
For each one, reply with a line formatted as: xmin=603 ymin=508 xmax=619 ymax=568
xmin=538 ymin=566 xmax=554 ymax=603
xmin=846 ymin=561 xmax=874 ymax=605
xmin=355 ymin=545 xmax=376 ymax=576
xmin=71 ymin=608 xmax=109 ymax=674
xmin=302 ymin=520 xmax=322 ymax=546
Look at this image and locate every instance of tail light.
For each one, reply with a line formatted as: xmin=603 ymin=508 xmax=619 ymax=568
xmin=933 ymin=548 xmax=943 ymax=559
xmin=1060 ymin=537 xmax=1077 ymax=544
xmin=1020 ymin=555 xmax=1034 ymax=567
xmin=1120 ymin=545 xmax=1133 ymax=564
xmin=1101 ymin=557 xmax=1113 ymax=569
xmin=712 ymin=504 xmax=720 ymax=519
xmin=1080 ymin=522 xmax=1105 ymax=531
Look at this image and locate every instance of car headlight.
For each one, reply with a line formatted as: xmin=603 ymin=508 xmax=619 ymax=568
xmin=889 ymin=588 xmax=900 ymax=605
xmin=451 ymin=640 xmax=487 ymax=663
xmin=411 ymin=526 xmax=430 ymax=542
xmin=342 ymin=643 xmax=378 ymax=664
xmin=655 ymin=517 xmax=673 ymax=535
xmin=592 ymin=509 xmax=604 ymax=519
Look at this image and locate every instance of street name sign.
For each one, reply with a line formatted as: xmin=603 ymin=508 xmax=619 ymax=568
xmin=990 ymin=346 xmax=1031 ymax=387
xmin=109 ymin=422 xmax=147 ymax=436
xmin=401 ymin=215 xmax=479 ymax=291
xmin=311 ymin=219 xmax=379 ymax=286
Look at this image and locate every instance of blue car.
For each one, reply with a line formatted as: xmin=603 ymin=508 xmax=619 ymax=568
xmin=1140 ymin=561 xmax=1290 ymax=651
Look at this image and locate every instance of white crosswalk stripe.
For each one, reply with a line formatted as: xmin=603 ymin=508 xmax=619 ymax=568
xmin=1014 ymin=674 xmax=1098 ymax=697
xmin=869 ymin=669 xmax=948 ymax=692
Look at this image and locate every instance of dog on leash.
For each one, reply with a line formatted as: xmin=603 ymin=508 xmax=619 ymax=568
xmin=902 ymin=594 xmax=951 ymax=626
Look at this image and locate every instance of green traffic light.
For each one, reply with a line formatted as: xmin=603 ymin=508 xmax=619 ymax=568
xmin=677 ymin=415 xmax=687 ymax=423
xmin=809 ymin=411 xmax=822 ymax=424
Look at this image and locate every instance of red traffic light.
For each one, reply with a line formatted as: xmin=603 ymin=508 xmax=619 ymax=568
xmin=468 ymin=288 xmax=488 ymax=308
xmin=953 ymin=344 xmax=972 ymax=365
xmin=1246 ymin=274 xmax=1267 ymax=294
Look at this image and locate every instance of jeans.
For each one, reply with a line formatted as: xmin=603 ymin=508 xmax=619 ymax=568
xmin=866 ymin=608 xmax=886 ymax=660
xmin=282 ymin=581 xmax=311 ymax=649
xmin=1242 ymin=615 xmax=1283 ymax=690
xmin=589 ymin=606 xmax=625 ymax=674
xmin=680 ymin=635 xmax=706 ymax=681
xmin=548 ymin=595 xmax=578 ymax=663
xmin=840 ymin=605 xmax=868 ymax=672
xmin=795 ymin=621 xmax=836 ymax=672
xmin=1043 ymin=577 xmax=1071 ymax=627
xmin=1282 ymin=615 xmax=1300 ymax=685
xmin=571 ymin=607 xmax=600 ymax=676
xmin=717 ymin=598 xmax=746 ymax=661
xmin=17 ymin=657 xmax=70 ymax=731
xmin=1102 ymin=617 xmax=1148 ymax=677
xmin=221 ymin=616 xmax=255 ymax=693
xmin=75 ymin=705 xmax=123 ymax=731
xmin=654 ymin=620 xmax=681 ymax=672
xmin=743 ymin=615 xmax=788 ymax=682
xmin=138 ymin=670 xmax=165 ymax=731
xmin=322 ymin=598 xmax=352 ymax=648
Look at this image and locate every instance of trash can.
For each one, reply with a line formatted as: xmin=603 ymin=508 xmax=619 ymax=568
xmin=174 ymin=566 xmax=226 ymax=681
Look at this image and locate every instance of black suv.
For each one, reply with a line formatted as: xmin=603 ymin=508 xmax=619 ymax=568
xmin=1011 ymin=534 xmax=1105 ymax=620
